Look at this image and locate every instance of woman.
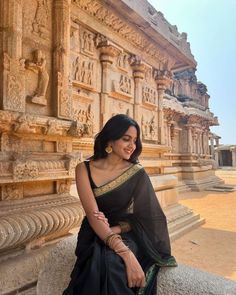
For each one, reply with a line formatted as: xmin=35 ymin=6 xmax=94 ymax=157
xmin=63 ymin=114 xmax=177 ymax=295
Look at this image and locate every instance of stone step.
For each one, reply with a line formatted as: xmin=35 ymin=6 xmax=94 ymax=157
xmin=205 ymin=184 xmax=236 ymax=192
xmin=168 ymin=212 xmax=203 ymax=234
xmin=170 ymin=217 xmax=205 ymax=241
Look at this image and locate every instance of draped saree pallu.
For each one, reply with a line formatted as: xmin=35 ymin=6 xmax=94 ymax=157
xmin=63 ymin=161 xmax=177 ymax=295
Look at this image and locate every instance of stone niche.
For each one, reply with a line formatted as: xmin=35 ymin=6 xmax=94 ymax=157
xmin=0 ymin=0 xmax=219 ymax=294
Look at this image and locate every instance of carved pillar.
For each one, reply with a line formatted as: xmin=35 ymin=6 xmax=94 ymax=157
xmin=0 ymin=0 xmax=22 ymax=59
xmin=53 ymin=0 xmax=72 ymax=119
xmin=215 ymin=150 xmax=219 ymax=166
xmin=210 ymin=137 xmax=214 ymax=157
xmin=155 ymin=70 xmax=172 ymax=144
xmin=199 ymin=131 xmax=203 ymax=155
xmin=97 ymin=39 xmax=120 ymax=126
xmin=131 ymin=58 xmax=145 ymax=126
xmin=187 ymin=125 xmax=192 ymax=153
xmin=232 ymin=149 xmax=236 ymax=167
xmin=0 ymin=0 xmax=25 ymax=112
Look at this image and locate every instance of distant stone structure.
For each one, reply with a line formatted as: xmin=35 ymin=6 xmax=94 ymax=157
xmin=0 ymin=0 xmax=220 ymax=294
xmin=215 ymin=145 xmax=236 ymax=167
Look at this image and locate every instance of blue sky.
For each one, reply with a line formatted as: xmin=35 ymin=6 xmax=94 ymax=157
xmin=148 ymin=0 xmax=236 ymax=144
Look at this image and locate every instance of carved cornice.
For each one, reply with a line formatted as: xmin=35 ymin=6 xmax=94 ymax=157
xmin=0 ymin=110 xmax=94 ymax=138
xmin=163 ymin=95 xmax=218 ymax=125
xmin=0 ymin=153 xmax=82 ymax=184
xmin=72 ymin=0 xmax=170 ymax=67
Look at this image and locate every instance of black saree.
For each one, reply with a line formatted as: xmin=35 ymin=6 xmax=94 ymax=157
xmin=63 ymin=162 xmax=177 ymax=295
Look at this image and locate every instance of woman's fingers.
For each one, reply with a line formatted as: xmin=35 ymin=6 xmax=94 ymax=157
xmin=93 ymin=211 xmax=109 ymax=225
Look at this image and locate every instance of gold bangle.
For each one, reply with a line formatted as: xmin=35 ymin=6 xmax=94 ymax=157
xmin=104 ymin=233 xmax=121 ymax=245
xmin=118 ymin=221 xmax=131 ymax=233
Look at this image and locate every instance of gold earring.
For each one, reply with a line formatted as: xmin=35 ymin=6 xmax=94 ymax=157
xmin=105 ymin=145 xmax=112 ymax=154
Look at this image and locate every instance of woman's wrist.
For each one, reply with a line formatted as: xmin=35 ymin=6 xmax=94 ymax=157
xmin=110 ymin=225 xmax=122 ymax=234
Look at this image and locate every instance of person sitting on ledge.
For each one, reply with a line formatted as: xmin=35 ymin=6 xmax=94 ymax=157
xmin=63 ymin=114 xmax=177 ymax=295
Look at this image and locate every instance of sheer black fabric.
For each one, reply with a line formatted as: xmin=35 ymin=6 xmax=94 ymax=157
xmin=63 ymin=162 xmax=177 ymax=295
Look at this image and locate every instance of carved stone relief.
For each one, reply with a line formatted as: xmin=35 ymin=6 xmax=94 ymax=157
xmin=1 ymin=184 xmax=24 ymax=201
xmin=142 ymin=85 xmax=157 ymax=106
xmin=25 ymin=50 xmax=49 ymax=105
xmin=57 ymin=72 xmax=72 ymax=119
xmin=32 ymin=0 xmax=50 ymax=40
xmin=57 ymin=179 xmax=72 ymax=194
xmin=72 ymin=0 xmax=169 ymax=64
xmin=72 ymin=55 xmax=96 ymax=90
xmin=81 ymin=29 xmax=95 ymax=56
xmin=112 ymin=74 xmax=133 ymax=100
xmin=65 ymin=153 xmax=82 ymax=176
xmin=13 ymin=161 xmax=39 ymax=181
xmin=3 ymin=53 xmax=26 ymax=112
xmin=117 ymin=52 xmax=130 ymax=71
xmin=141 ymin=113 xmax=158 ymax=142
xmin=13 ymin=114 xmax=38 ymax=134
xmin=44 ymin=119 xmax=65 ymax=136
xmin=1 ymin=133 xmax=22 ymax=153
xmin=57 ymin=142 xmax=69 ymax=153
xmin=70 ymin=104 xmax=94 ymax=137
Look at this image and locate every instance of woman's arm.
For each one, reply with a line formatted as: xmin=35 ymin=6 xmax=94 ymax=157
xmin=75 ymin=162 xmax=113 ymax=240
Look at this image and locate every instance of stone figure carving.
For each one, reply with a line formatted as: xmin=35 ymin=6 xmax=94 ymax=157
xmin=25 ymin=50 xmax=49 ymax=105
xmin=73 ymin=56 xmax=94 ymax=86
xmin=142 ymin=86 xmax=157 ymax=105
xmin=44 ymin=119 xmax=64 ymax=136
xmin=82 ymin=31 xmax=94 ymax=54
xmin=32 ymin=0 xmax=49 ymax=39
xmin=119 ymin=75 xmax=131 ymax=94
xmin=14 ymin=114 xmax=37 ymax=134
xmin=71 ymin=104 xmax=94 ymax=137
xmin=2 ymin=184 xmax=23 ymax=200
xmin=117 ymin=53 xmax=129 ymax=69
xmin=141 ymin=115 xmax=157 ymax=141
xmin=58 ymin=180 xmax=71 ymax=194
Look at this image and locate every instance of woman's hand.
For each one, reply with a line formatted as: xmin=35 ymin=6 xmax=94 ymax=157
xmin=119 ymin=250 xmax=146 ymax=288
xmin=93 ymin=210 xmax=109 ymax=226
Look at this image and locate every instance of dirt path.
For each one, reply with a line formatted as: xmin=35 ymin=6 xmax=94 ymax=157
xmin=171 ymin=189 xmax=236 ymax=281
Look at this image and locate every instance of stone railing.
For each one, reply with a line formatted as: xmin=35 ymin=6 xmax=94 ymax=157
xmin=37 ymin=235 xmax=236 ymax=295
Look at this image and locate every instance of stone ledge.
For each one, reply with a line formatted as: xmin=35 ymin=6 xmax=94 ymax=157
xmin=36 ymin=235 xmax=236 ymax=295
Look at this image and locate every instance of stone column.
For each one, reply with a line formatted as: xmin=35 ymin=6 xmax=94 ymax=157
xmin=210 ymin=137 xmax=214 ymax=157
xmin=0 ymin=0 xmax=25 ymax=112
xmin=155 ymin=70 xmax=172 ymax=145
xmin=131 ymin=57 xmax=145 ymax=126
xmin=215 ymin=150 xmax=219 ymax=167
xmin=232 ymin=149 xmax=236 ymax=167
xmin=187 ymin=125 xmax=192 ymax=153
xmin=53 ymin=0 xmax=72 ymax=119
xmin=97 ymin=39 xmax=120 ymax=126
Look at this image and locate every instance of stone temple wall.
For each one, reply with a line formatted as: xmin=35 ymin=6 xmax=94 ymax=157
xmin=0 ymin=0 xmax=219 ymax=294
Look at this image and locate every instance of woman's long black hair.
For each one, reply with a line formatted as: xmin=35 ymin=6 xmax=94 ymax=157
xmin=93 ymin=114 xmax=142 ymax=163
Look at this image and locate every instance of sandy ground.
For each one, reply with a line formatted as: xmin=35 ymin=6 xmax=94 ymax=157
xmin=171 ymin=188 xmax=236 ymax=281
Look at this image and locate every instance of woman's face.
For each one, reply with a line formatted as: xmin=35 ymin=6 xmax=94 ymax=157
xmin=110 ymin=126 xmax=137 ymax=160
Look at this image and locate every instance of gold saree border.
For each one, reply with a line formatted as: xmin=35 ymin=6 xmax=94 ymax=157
xmin=94 ymin=163 xmax=143 ymax=197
